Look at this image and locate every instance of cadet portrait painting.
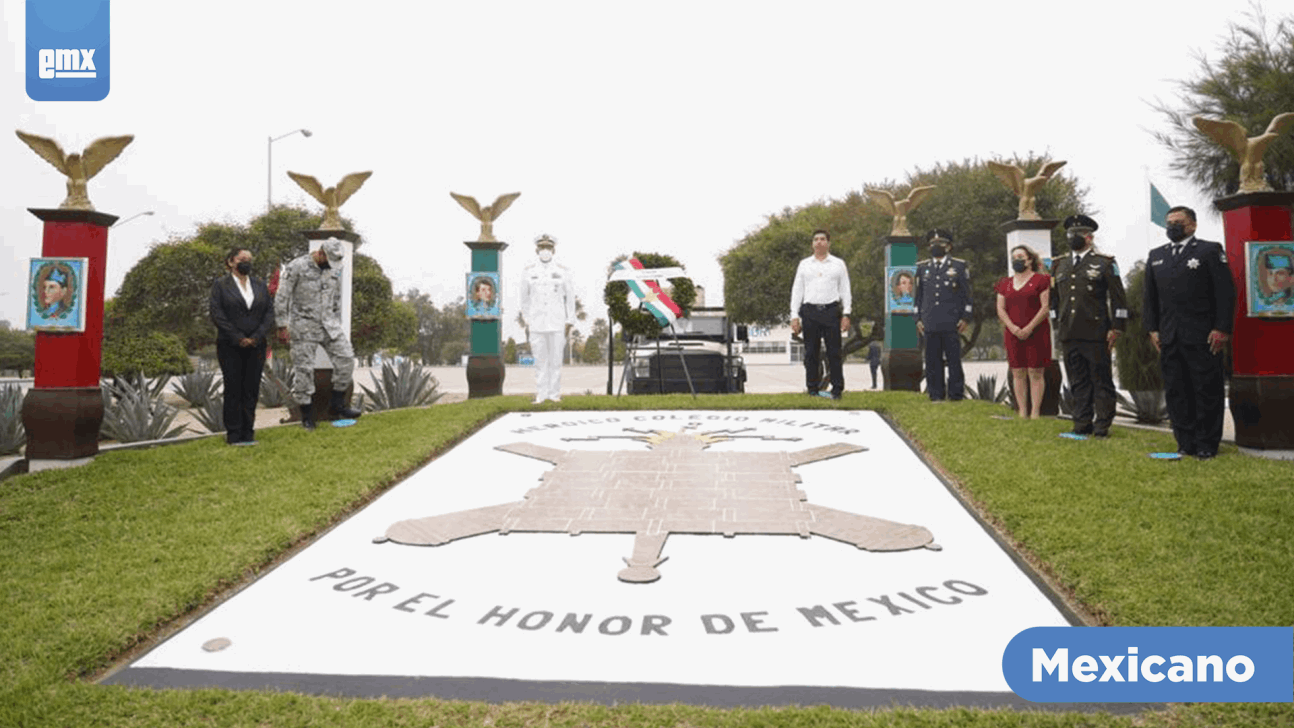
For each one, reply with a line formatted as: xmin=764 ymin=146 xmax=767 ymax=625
xmin=1144 ymin=206 xmax=1235 ymax=460
xmin=914 ymin=229 xmax=971 ymax=402
xmin=274 ymin=238 xmax=363 ymax=430
xmin=1050 ymin=214 xmax=1127 ymax=438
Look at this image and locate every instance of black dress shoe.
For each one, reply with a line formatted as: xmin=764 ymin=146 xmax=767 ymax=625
xmin=1092 ymin=431 xmax=1109 ymax=439
xmin=1195 ymin=451 xmax=1217 ymax=460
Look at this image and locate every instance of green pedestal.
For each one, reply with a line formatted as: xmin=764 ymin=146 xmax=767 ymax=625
xmin=464 ymin=241 xmax=508 ymax=398
xmin=884 ymin=236 xmax=921 ymax=391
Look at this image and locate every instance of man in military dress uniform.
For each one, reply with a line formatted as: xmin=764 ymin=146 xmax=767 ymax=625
xmin=1050 ymin=215 xmax=1127 ymax=437
xmin=915 ymin=229 xmax=971 ymax=401
xmin=275 ymin=238 xmax=362 ymax=430
xmin=520 ymin=234 xmax=576 ymax=404
xmin=1143 ymin=206 xmax=1235 ymax=459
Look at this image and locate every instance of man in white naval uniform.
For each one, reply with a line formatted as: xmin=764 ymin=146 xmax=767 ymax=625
xmin=520 ymin=234 xmax=576 ymax=403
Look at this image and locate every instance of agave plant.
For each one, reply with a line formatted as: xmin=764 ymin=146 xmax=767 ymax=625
xmin=100 ymin=373 xmax=188 ymax=443
xmin=358 ymin=358 xmax=443 ymax=412
xmin=190 ymin=391 xmax=226 ymax=434
xmin=171 ymin=364 xmax=219 ymax=408
xmin=1116 ymin=390 xmax=1169 ymax=424
xmin=0 ymin=384 xmax=25 ymax=455
xmin=965 ymin=373 xmax=1008 ymax=403
xmin=259 ymin=356 xmax=293 ymax=408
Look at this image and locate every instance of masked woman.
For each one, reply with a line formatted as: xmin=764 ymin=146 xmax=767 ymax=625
xmin=995 ymin=245 xmax=1051 ymax=419
xmin=209 ymin=247 xmax=276 ymax=445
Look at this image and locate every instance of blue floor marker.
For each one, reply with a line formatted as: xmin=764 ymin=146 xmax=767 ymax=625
xmin=332 ymin=419 xmax=357 ymax=428
xmin=1058 ymin=432 xmax=1088 ymax=440
xmin=1149 ymin=452 xmax=1182 ymax=460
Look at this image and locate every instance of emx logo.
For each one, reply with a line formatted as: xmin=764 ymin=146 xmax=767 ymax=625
xmin=26 ymin=0 xmax=110 ymax=101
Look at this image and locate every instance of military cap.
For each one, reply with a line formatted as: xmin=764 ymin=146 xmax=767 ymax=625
xmin=534 ymin=233 xmax=557 ymax=249
xmin=924 ymin=228 xmax=954 ymax=244
xmin=1063 ymin=214 xmax=1099 ymax=232
xmin=320 ymin=238 xmax=346 ymax=264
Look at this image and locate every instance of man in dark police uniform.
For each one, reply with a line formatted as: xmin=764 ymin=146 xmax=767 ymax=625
xmin=1050 ymin=214 xmax=1127 ymax=438
xmin=1143 ymin=205 xmax=1235 ymax=460
xmin=915 ymin=229 xmax=972 ymax=401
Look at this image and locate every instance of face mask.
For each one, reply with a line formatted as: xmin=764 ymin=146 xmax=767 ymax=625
xmin=1011 ymin=259 xmax=1028 ymax=273
xmin=1067 ymin=233 xmax=1087 ymax=252
xmin=1166 ymin=223 xmax=1188 ymax=243
xmin=929 ymin=244 xmax=947 ymax=258
xmin=538 ymin=249 xmax=553 ymax=263
xmin=235 ymin=261 xmax=252 ymax=275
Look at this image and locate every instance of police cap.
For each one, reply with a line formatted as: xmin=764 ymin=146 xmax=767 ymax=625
xmin=924 ymin=228 xmax=953 ymax=245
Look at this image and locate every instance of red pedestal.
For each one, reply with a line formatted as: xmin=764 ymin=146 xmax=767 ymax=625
xmin=1216 ymin=192 xmax=1294 ymax=450
xmin=22 ymin=208 xmax=117 ymax=460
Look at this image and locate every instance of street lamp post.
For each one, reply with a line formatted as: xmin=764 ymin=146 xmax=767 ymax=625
xmin=267 ymin=128 xmax=313 ymax=211
xmin=111 ymin=210 xmax=155 ymax=228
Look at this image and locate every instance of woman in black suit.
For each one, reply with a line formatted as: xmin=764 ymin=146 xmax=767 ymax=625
xmin=209 ymin=247 xmax=276 ymax=445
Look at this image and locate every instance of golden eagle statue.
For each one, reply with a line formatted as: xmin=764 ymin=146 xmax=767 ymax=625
xmin=450 ymin=192 xmax=521 ymax=242
xmin=15 ymin=130 xmax=134 ymax=211
xmin=864 ymin=185 xmax=937 ymax=237
xmin=286 ymin=171 xmax=373 ymax=231
xmin=1192 ymin=113 xmax=1294 ymax=193
xmin=987 ymin=160 xmax=1068 ymax=221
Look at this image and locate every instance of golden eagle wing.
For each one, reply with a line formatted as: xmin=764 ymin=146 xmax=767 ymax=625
xmin=1192 ymin=116 xmax=1249 ymax=157
xmin=986 ymin=161 xmax=1024 ymax=194
xmin=287 ymin=171 xmax=327 ymax=205
xmin=904 ymin=185 xmax=937 ymax=210
xmin=15 ymin=130 xmax=69 ymax=174
xmin=1036 ymin=160 xmax=1068 ymax=179
xmin=333 ymin=171 xmax=373 ymax=207
xmin=80 ymin=135 xmax=134 ymax=179
xmin=450 ymin=192 xmax=482 ymax=220
xmin=486 ymin=192 xmax=521 ymax=218
xmin=864 ymin=188 xmax=896 ymax=214
xmin=1264 ymin=112 xmax=1294 ymax=139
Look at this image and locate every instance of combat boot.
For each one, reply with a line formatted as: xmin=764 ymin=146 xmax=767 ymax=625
xmin=300 ymin=403 xmax=316 ymax=431
xmin=329 ymin=390 xmax=362 ymax=420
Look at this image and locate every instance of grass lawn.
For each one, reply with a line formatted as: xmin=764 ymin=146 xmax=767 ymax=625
xmin=1 ymin=392 xmax=1291 ymax=727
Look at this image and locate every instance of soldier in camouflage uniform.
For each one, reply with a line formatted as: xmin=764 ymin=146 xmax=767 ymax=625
xmin=274 ymin=238 xmax=362 ymax=430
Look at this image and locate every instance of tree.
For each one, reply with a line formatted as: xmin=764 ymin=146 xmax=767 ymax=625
xmin=1153 ymin=6 xmax=1294 ymax=197
xmin=396 ymin=290 xmax=470 ymax=365
xmin=110 ymin=206 xmax=385 ymax=354
xmin=504 ymin=337 xmax=518 ymax=364
xmin=351 ymin=253 xmax=414 ymax=362
xmin=720 ymin=154 xmax=1088 ymax=353
xmin=0 ymin=322 xmax=35 ymax=375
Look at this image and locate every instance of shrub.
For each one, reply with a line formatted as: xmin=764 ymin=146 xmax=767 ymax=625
xmin=100 ymin=374 xmax=188 ymax=443
xmin=965 ymin=373 xmax=1008 ymax=403
xmin=102 ymin=329 xmax=192 ymax=379
xmin=0 ymin=383 xmax=25 ymax=455
xmin=358 ymin=358 xmax=443 ymax=411
xmin=1115 ymin=263 xmax=1164 ymax=392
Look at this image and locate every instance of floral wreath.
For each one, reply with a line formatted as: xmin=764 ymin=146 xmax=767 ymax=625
xmin=603 ymin=252 xmax=696 ymax=338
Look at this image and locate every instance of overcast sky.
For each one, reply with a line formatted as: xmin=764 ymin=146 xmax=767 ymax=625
xmin=1 ymin=0 xmax=1274 ymax=338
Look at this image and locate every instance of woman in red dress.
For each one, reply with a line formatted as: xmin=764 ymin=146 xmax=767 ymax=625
xmin=995 ymin=245 xmax=1052 ymax=418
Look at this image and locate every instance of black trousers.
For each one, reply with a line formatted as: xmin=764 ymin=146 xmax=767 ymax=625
xmin=217 ymin=341 xmax=266 ymax=443
xmin=800 ymin=303 xmax=844 ymax=396
xmin=1062 ymin=339 xmax=1115 ymax=434
xmin=1160 ymin=340 xmax=1226 ymax=454
xmin=923 ymin=330 xmax=964 ymax=401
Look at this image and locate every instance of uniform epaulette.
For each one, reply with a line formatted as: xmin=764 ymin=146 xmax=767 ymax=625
xmin=916 ymin=258 xmax=931 ymax=265
xmin=949 ymin=257 xmax=966 ymax=263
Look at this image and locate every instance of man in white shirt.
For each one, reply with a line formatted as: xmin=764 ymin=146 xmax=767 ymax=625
xmin=520 ymin=234 xmax=576 ymax=403
xmin=790 ymin=229 xmax=852 ymax=399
